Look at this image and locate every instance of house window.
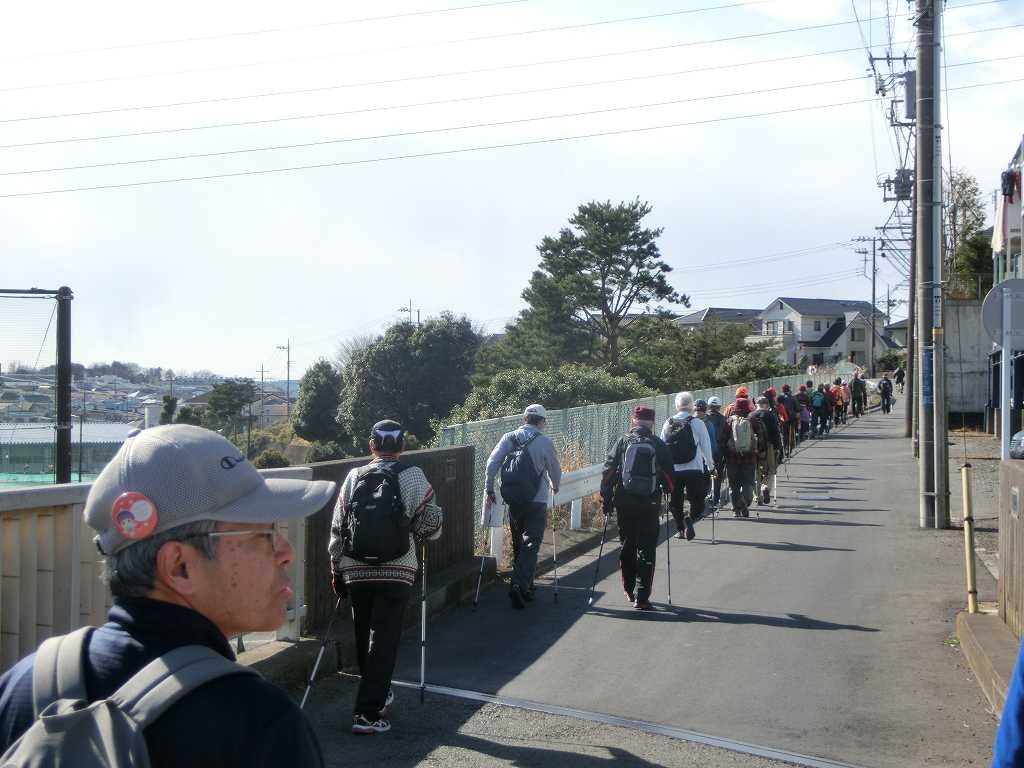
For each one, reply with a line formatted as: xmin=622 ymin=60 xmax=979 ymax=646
xmin=785 ymin=320 xmax=794 ymax=332
xmin=779 ymin=301 xmax=784 ymax=310
xmin=812 ymin=353 xmax=825 ymax=364
xmin=814 ymin=320 xmax=821 ymax=332
xmin=825 ymin=320 xmax=831 ymax=328
xmin=850 ymin=328 xmax=862 ymax=342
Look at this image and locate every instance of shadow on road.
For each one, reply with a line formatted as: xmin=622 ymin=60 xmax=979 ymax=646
xmin=712 ymin=538 xmax=855 ymax=553
xmin=751 ymin=516 xmax=881 ymax=528
xmin=586 ymin=604 xmax=879 ymax=632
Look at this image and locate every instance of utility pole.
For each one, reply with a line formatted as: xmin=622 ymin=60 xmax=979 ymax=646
xmin=871 ymin=238 xmax=878 ymax=376
xmin=257 ymin=365 xmax=267 ymax=429
xmin=907 ymin=189 xmax=918 ymax=448
xmin=931 ymin=0 xmax=948 ymax=529
xmin=55 ymin=287 xmax=73 ymax=484
xmin=854 ymin=238 xmax=879 ymax=372
xmin=915 ymin=0 xmax=942 ymax=529
xmin=276 ymin=341 xmax=291 ymax=418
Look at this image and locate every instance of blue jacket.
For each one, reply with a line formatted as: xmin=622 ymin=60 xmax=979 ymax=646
xmin=994 ymin=640 xmax=1024 ymax=766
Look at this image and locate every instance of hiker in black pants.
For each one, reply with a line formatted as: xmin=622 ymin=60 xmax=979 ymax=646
xmin=810 ymin=384 xmax=830 ymax=437
xmin=601 ymin=406 xmax=674 ymax=610
xmin=699 ymin=397 xmax=728 ymax=507
xmin=851 ymin=372 xmax=867 ymax=417
xmin=894 ymin=366 xmax=906 ymax=393
xmin=879 ymin=375 xmax=894 ymax=414
xmin=330 ymin=420 xmax=443 ymax=734
xmin=661 ymin=392 xmax=714 ymax=541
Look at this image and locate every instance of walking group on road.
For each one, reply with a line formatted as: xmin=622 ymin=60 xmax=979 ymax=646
xmin=0 ymin=368 xmax=894 ymax=759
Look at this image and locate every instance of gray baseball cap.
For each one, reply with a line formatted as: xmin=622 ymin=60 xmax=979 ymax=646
xmin=85 ymin=424 xmax=336 ymax=555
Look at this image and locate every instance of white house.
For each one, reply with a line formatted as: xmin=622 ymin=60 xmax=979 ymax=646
xmin=750 ymin=297 xmax=895 ymax=367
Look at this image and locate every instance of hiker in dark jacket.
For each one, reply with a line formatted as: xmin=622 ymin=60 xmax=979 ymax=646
xmin=795 ymin=385 xmax=812 ymax=442
xmin=894 ymin=366 xmax=906 ymax=393
xmin=879 ymin=375 xmax=894 ymax=414
xmin=601 ymin=406 xmax=674 ymax=610
xmin=701 ymin=396 xmax=728 ymax=507
xmin=0 ymin=425 xmax=335 ymax=766
xmin=778 ymin=384 xmax=799 ymax=456
xmin=750 ymin=396 xmax=783 ymax=505
xmin=851 ymin=372 xmax=867 ymax=417
xmin=718 ymin=398 xmax=766 ymax=518
xmin=811 ymin=384 xmax=830 ymax=437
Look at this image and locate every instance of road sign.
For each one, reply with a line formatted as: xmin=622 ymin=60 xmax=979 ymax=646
xmin=982 ymin=279 xmax=1024 ymax=345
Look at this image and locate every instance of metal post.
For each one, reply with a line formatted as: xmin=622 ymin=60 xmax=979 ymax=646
xmin=915 ymin=0 xmax=937 ymax=528
xmin=907 ymin=191 xmax=918 ymax=447
xmin=931 ymin=0 xmax=948 ymax=529
xmin=1002 ymin=288 xmax=1013 ymax=460
xmin=276 ymin=340 xmax=291 ymax=417
xmin=55 ymin=287 xmax=73 ymax=484
xmin=961 ymin=465 xmax=978 ymax=614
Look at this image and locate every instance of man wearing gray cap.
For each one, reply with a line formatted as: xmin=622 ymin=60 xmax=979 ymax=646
xmin=485 ymin=404 xmax=561 ymax=610
xmin=0 ymin=424 xmax=335 ymax=766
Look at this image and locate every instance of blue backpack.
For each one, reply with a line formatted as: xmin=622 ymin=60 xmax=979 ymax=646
xmin=499 ymin=432 xmax=543 ymax=505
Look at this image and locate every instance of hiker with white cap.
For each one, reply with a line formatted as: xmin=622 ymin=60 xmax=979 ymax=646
xmin=0 ymin=424 xmax=335 ymax=766
xmin=484 ymin=404 xmax=561 ymax=610
xmin=660 ymin=392 xmax=714 ymax=540
xmin=328 ymin=419 xmax=443 ymax=735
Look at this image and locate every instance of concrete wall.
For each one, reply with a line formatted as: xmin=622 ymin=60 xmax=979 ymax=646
xmin=946 ymin=298 xmax=989 ymax=414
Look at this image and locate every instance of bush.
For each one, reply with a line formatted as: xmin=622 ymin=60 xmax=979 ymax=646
xmin=306 ymin=441 xmax=349 ymax=463
xmin=445 ymin=364 xmax=656 ymax=423
xmin=253 ymin=449 xmax=289 ymax=469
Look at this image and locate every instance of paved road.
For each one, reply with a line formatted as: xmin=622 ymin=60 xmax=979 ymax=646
xmin=312 ymin=402 xmax=998 ymax=767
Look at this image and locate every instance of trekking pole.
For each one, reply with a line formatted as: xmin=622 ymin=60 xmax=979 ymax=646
xmin=710 ymin=474 xmax=717 ymax=544
xmin=419 ymin=541 xmax=427 ymax=705
xmin=300 ymin=596 xmax=343 ymax=710
xmin=664 ymin=505 xmax=672 ymax=605
xmin=587 ymin=508 xmax=612 ymax=606
xmin=472 ymin=552 xmax=487 ymax=612
xmin=551 ymin=506 xmax=559 ymax=604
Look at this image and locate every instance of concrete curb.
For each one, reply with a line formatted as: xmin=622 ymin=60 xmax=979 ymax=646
xmin=956 ymin=611 xmax=1019 ymax=716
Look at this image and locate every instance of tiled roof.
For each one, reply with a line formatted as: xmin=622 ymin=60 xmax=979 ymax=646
xmin=0 ymin=422 xmax=135 ymax=445
xmin=774 ymin=297 xmax=877 ymax=317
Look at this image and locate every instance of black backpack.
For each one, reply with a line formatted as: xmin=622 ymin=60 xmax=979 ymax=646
xmin=664 ymin=417 xmax=698 ymax=464
xmin=499 ymin=432 xmax=543 ymax=505
xmin=620 ymin=434 xmax=659 ymax=496
xmin=342 ymin=462 xmax=411 ymax=563
xmin=880 ymin=379 xmax=893 ymax=396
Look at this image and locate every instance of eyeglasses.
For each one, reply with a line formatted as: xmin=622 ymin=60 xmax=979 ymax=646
xmin=199 ymin=522 xmax=286 ymax=553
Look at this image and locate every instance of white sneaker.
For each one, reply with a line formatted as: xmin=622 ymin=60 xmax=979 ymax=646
xmin=352 ymin=714 xmax=391 ymax=734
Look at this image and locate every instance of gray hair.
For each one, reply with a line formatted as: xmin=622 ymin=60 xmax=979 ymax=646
xmin=102 ymin=520 xmax=218 ymax=599
xmin=675 ymin=391 xmax=694 ymax=411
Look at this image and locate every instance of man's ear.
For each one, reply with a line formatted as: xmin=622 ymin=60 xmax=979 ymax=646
xmin=154 ymin=541 xmax=198 ymax=596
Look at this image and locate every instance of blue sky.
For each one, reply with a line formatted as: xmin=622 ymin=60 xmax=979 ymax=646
xmin=2 ymin=0 xmax=1021 ymax=379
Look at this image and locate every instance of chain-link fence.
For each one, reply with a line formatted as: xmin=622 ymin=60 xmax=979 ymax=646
xmin=1 ymin=295 xmax=59 ymax=488
xmin=438 ymin=371 xmax=839 ymax=532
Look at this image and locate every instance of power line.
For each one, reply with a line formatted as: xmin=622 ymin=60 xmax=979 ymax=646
xmin=4 ymin=21 xmax=1017 ymax=124
xmin=0 ymin=0 xmax=793 ymax=94
xmin=0 ymin=73 xmax=872 ymax=168
xmin=684 ymin=243 xmax=855 ymax=272
xmin=1 ymin=51 xmax=1012 ymax=165
xmin=5 ymin=0 xmax=531 ymax=60
xmin=3 ymin=77 xmax=1018 ymax=199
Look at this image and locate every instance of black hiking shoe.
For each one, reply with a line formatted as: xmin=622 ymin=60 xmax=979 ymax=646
xmin=523 ymin=586 xmax=535 ymax=602
xmin=352 ymin=714 xmax=391 ymax=735
xmin=624 ymin=589 xmax=635 ymax=604
xmin=509 ymin=586 xmax=526 ymax=610
xmin=683 ymin=515 xmax=696 ymax=541
xmin=634 ymin=598 xmax=654 ymax=611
